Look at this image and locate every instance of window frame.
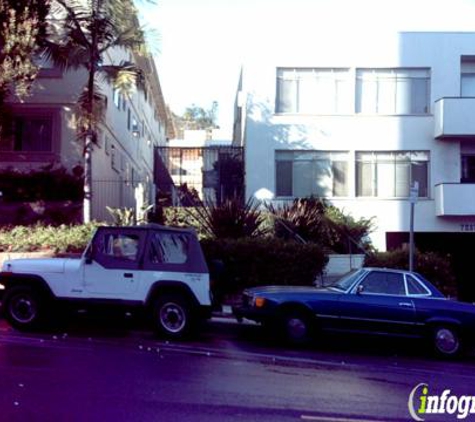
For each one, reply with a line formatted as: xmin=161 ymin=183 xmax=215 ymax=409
xmin=275 ymin=150 xmax=350 ymax=198
xmin=355 ymin=151 xmax=430 ymax=199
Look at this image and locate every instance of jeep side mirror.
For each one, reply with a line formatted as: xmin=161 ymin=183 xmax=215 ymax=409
xmin=84 ymin=246 xmax=94 ymax=264
xmin=356 ymin=284 xmax=364 ymax=295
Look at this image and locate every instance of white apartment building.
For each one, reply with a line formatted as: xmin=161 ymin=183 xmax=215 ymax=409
xmin=0 ymin=47 xmax=167 ymax=222
xmin=233 ymin=32 xmax=475 ymax=257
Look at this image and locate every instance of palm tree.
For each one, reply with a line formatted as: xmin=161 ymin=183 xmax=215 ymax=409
xmin=44 ymin=0 xmax=149 ymax=222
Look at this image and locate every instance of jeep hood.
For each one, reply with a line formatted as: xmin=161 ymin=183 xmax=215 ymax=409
xmin=2 ymin=258 xmax=74 ymax=274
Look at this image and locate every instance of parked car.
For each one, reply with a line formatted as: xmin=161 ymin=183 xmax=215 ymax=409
xmin=233 ymin=268 xmax=475 ymax=357
xmin=0 ymin=225 xmax=212 ymax=338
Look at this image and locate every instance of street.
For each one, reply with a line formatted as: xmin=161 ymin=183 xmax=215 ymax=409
xmin=0 ymin=314 xmax=474 ymax=422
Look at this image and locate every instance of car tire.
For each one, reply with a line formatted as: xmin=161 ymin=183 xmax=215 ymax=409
xmin=280 ymin=309 xmax=313 ymax=346
xmin=3 ymin=286 xmax=44 ymax=331
xmin=152 ymin=294 xmax=191 ymax=339
xmin=432 ymin=325 xmax=461 ymax=358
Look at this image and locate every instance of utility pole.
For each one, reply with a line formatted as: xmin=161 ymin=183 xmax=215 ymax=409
xmin=409 ymin=181 xmax=419 ymax=272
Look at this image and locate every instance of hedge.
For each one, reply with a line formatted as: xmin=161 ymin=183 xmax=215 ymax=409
xmin=201 ymin=237 xmax=328 ymax=302
xmin=364 ymin=248 xmax=457 ymax=298
xmin=0 ymin=223 xmax=99 ymax=253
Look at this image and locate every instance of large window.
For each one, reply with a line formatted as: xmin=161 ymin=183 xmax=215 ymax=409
xmin=276 ymin=150 xmax=349 ymax=197
xmin=356 ymin=68 xmax=430 ymax=114
xmin=276 ymin=68 xmax=352 ymax=114
xmin=356 ymin=151 xmax=429 ymax=198
xmin=0 ymin=116 xmax=53 ymax=152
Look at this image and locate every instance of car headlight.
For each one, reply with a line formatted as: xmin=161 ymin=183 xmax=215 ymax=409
xmin=243 ymin=292 xmax=266 ymax=308
xmin=0 ymin=283 xmax=4 ymax=290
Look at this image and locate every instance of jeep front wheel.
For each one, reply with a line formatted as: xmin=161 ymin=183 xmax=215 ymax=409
xmin=3 ymin=286 xmax=43 ymax=331
xmin=152 ymin=295 xmax=191 ymax=339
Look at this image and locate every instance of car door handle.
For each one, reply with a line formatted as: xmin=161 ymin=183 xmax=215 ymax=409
xmin=398 ymin=302 xmax=413 ymax=307
xmin=124 ymin=273 xmax=133 ymax=278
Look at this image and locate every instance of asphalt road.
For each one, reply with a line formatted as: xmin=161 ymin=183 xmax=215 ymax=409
xmin=0 ymin=315 xmax=474 ymax=422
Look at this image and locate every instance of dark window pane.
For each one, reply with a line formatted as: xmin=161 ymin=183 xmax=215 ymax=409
xmin=276 ymin=161 xmax=293 ymax=196
xmin=13 ymin=117 xmax=52 ymax=152
xmin=411 ymin=161 xmax=428 ymax=197
xmin=361 ymin=271 xmax=405 ymax=295
xmin=407 ymin=275 xmax=429 ymax=295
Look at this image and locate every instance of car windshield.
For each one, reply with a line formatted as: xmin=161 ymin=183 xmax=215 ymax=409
xmin=331 ymin=269 xmax=365 ymax=291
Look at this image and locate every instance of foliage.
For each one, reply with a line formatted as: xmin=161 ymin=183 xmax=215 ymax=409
xmin=325 ymin=206 xmax=375 ymax=253
xmin=364 ymin=248 xmax=457 ymax=298
xmin=0 ymin=0 xmax=49 ymax=138
xmin=172 ymin=102 xmax=219 ymax=138
xmin=268 ymin=197 xmax=329 ymax=245
xmin=0 ymin=164 xmax=83 ymax=202
xmin=0 ymin=223 xmax=100 ymax=253
xmin=193 ymin=197 xmax=268 ymax=239
xmin=201 ymin=237 xmax=328 ymax=302
xmin=268 ymin=197 xmax=374 ymax=253
xmin=106 ymin=206 xmax=135 ymax=226
xmin=0 ymin=0 xmax=49 ymax=103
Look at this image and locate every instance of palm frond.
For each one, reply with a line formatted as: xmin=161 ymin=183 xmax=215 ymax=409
xmin=99 ymin=61 xmax=144 ymax=93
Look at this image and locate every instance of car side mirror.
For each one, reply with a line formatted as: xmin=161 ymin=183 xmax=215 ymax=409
xmin=356 ymin=284 xmax=364 ymax=295
xmin=84 ymin=246 xmax=94 ymax=265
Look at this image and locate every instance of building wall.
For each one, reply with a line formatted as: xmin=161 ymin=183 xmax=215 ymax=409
xmin=1 ymin=46 xmax=167 ymax=222
xmin=237 ymin=32 xmax=475 ymax=250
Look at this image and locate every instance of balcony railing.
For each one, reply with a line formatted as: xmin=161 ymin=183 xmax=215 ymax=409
xmin=435 ymin=183 xmax=475 ymax=216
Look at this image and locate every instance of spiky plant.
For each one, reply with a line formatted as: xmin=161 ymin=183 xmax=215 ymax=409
xmin=193 ymin=197 xmax=268 ymax=239
xmin=268 ymin=197 xmax=331 ymax=245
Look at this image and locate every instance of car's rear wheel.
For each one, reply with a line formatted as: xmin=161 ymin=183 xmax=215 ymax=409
xmin=280 ymin=309 xmax=313 ymax=345
xmin=3 ymin=286 xmax=44 ymax=331
xmin=152 ymin=294 xmax=191 ymax=339
xmin=432 ymin=325 xmax=461 ymax=358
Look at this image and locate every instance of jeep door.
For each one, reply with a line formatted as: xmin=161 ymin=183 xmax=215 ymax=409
xmin=84 ymin=228 xmax=146 ymax=296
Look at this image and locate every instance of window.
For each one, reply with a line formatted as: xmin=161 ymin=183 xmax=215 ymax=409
xmin=0 ymin=116 xmax=53 ymax=152
xmin=356 ymin=68 xmax=430 ymax=114
xmin=359 ymin=271 xmax=406 ymax=295
xmin=113 ymin=89 xmax=121 ymax=108
xmin=461 ymin=154 xmax=475 ymax=183
xmin=461 ymin=58 xmax=475 ymax=96
xmin=102 ymin=234 xmax=140 ymax=261
xmin=356 ymin=151 xmax=429 ymax=198
xmin=149 ymin=232 xmax=189 ymax=264
xmin=276 ymin=150 xmax=349 ymax=197
xmin=276 ymin=68 xmax=352 ymax=114
xmin=406 ymin=275 xmax=430 ymax=296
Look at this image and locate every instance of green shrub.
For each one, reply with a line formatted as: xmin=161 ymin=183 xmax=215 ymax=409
xmin=201 ymin=237 xmax=328 ymax=303
xmin=268 ymin=197 xmax=374 ymax=253
xmin=364 ymin=248 xmax=457 ymax=298
xmin=0 ymin=223 xmax=100 ymax=253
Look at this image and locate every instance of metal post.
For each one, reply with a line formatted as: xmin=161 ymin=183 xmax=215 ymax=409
xmin=409 ymin=201 xmax=415 ymax=272
xmin=409 ymin=182 xmax=419 ymax=272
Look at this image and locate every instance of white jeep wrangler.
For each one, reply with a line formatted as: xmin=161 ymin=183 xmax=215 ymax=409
xmin=0 ymin=225 xmax=212 ymax=338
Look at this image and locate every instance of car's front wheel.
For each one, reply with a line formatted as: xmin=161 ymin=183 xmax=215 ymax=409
xmin=3 ymin=286 xmax=44 ymax=331
xmin=152 ymin=294 xmax=191 ymax=339
xmin=280 ymin=309 xmax=314 ymax=346
xmin=432 ymin=325 xmax=461 ymax=358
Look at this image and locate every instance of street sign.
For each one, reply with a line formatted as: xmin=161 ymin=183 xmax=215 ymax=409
xmin=409 ymin=181 xmax=419 ymax=204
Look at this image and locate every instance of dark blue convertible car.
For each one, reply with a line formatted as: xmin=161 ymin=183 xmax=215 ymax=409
xmin=233 ymin=268 xmax=475 ymax=357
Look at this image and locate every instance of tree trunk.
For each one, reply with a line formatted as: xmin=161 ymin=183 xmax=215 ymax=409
xmin=83 ymin=132 xmax=93 ymax=223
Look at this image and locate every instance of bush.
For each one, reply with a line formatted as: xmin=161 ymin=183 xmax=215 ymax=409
xmin=364 ymin=248 xmax=457 ymax=298
xmin=0 ymin=164 xmax=83 ymax=202
xmin=0 ymin=223 xmax=100 ymax=253
xmin=268 ymin=197 xmax=374 ymax=253
xmin=201 ymin=237 xmax=328 ymax=303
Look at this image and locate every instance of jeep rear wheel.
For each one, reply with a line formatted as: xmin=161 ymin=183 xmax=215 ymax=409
xmin=153 ymin=294 xmax=191 ymax=339
xmin=3 ymin=286 xmax=43 ymax=331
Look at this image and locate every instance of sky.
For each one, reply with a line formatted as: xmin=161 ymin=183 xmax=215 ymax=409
xmin=139 ymin=0 xmax=475 ymax=138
